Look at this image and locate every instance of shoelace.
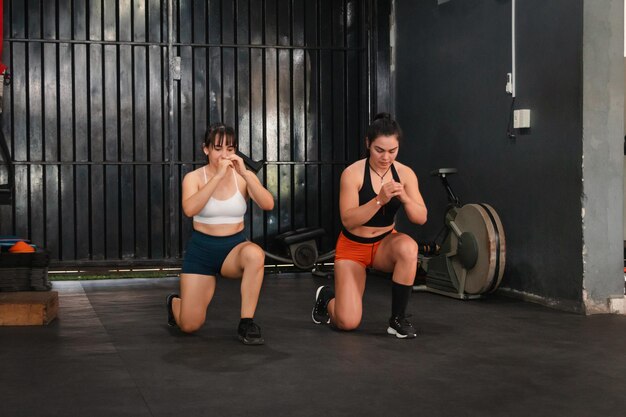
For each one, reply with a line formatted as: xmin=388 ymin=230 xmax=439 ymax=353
xmin=315 ymin=293 xmax=329 ymax=314
xmin=395 ymin=314 xmax=413 ymax=327
xmin=246 ymin=322 xmax=261 ymax=336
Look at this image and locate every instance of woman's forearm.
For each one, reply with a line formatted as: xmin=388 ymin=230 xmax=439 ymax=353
xmin=242 ymin=171 xmax=275 ymax=210
xmin=341 ymin=198 xmax=381 ymax=229
xmin=404 ymin=199 xmax=427 ymax=225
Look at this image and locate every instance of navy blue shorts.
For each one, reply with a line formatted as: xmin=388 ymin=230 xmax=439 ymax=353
xmin=181 ymin=230 xmax=247 ymax=276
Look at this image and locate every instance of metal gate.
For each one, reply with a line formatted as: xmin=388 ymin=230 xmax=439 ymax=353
xmin=0 ymin=0 xmax=388 ymax=267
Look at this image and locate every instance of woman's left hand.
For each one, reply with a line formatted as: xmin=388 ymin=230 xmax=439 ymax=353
xmin=394 ymin=181 xmax=410 ymax=204
xmin=224 ymin=154 xmax=247 ymax=176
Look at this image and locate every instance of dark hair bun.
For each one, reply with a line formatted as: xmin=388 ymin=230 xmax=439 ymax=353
xmin=366 ymin=112 xmax=402 ymax=143
xmin=373 ymin=112 xmax=392 ymax=121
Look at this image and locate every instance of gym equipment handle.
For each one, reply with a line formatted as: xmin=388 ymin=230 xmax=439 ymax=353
xmin=236 ymin=150 xmax=265 ymax=174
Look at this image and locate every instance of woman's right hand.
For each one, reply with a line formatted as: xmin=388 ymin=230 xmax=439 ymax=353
xmin=377 ymin=180 xmax=404 ymax=205
xmin=215 ymin=158 xmax=234 ymax=178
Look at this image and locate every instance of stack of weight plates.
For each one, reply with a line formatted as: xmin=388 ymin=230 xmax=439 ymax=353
xmin=0 ymin=250 xmax=51 ymax=291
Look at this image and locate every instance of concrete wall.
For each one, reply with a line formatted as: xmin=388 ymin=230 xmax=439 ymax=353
xmin=581 ymin=0 xmax=624 ymax=313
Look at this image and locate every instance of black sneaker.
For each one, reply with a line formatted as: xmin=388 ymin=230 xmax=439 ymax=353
xmin=238 ymin=320 xmax=265 ymax=345
xmin=166 ymin=293 xmax=179 ymax=327
xmin=312 ymin=285 xmax=334 ymax=324
xmin=387 ymin=315 xmax=417 ymax=339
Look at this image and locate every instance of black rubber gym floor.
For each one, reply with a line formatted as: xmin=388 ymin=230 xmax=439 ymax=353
xmin=1 ymin=274 xmax=625 ymax=417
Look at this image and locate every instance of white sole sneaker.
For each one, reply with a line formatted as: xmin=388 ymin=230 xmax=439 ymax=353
xmin=387 ymin=326 xmax=416 ymax=339
xmin=312 ymin=285 xmax=331 ymax=324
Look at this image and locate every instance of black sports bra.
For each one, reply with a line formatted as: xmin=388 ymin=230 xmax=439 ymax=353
xmin=358 ymin=162 xmax=402 ymax=227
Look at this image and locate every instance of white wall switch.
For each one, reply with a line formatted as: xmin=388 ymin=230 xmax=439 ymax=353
xmin=505 ymin=73 xmax=513 ymax=94
xmin=513 ymin=109 xmax=531 ymax=129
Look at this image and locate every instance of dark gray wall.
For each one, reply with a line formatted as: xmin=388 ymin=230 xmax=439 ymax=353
xmin=395 ymin=0 xmax=584 ymax=308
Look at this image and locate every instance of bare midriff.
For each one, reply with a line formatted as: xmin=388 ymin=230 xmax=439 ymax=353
xmin=346 ymin=223 xmax=394 ymax=238
xmin=193 ymin=221 xmax=244 ymax=237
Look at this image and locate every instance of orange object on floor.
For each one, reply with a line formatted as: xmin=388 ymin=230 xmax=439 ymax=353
xmin=8 ymin=241 xmax=35 ymax=253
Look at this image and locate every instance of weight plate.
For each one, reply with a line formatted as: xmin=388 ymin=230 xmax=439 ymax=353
xmin=293 ymin=244 xmax=317 ymax=270
xmin=479 ymin=203 xmax=506 ymax=292
xmin=449 ymin=204 xmax=498 ymax=294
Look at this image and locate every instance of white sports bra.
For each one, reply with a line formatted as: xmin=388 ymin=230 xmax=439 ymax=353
xmin=193 ymin=167 xmax=247 ymax=225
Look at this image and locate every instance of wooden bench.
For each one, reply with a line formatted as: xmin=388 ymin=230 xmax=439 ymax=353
xmin=0 ymin=291 xmax=58 ymax=325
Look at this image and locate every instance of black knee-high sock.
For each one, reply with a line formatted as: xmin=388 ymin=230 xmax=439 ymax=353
xmin=391 ymin=282 xmax=413 ymax=317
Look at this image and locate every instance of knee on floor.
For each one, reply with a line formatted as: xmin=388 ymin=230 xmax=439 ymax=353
xmin=334 ymin=315 xmax=362 ymax=331
xmin=178 ymin=318 xmax=205 ymax=333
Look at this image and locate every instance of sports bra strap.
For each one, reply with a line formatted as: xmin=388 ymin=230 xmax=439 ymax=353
xmin=202 ymin=165 xmax=239 ymax=192
xmin=232 ymin=169 xmax=240 ymax=192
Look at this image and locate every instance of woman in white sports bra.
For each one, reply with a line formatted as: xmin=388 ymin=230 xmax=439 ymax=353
xmin=166 ymin=123 xmax=274 ymax=345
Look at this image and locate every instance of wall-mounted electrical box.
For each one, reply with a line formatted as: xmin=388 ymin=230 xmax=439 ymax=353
xmin=513 ymin=109 xmax=531 ymax=129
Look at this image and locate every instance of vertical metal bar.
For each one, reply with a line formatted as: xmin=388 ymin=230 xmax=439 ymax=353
xmin=304 ymin=0 xmax=320 ymax=237
xmin=264 ymin=0 xmax=278 ymax=242
xmin=388 ymin=0 xmax=396 ymax=117
xmin=345 ymin=0 xmax=359 ymax=163
xmin=374 ymin=0 xmax=391 ymax=113
xmin=292 ymin=0 xmax=305 ymax=229
xmin=119 ymin=0 xmax=134 ymax=259
xmin=166 ymin=0 xmax=177 ymax=259
xmin=148 ymin=0 xmax=164 ymax=259
xmin=133 ymin=0 xmax=149 ymax=259
xmin=58 ymin=0 xmax=75 ymax=260
xmin=332 ymin=0 xmax=345 ymax=162
xmin=0 ymin=0 xmax=11 ymax=234
xmin=249 ymin=0 xmax=264 ymax=244
xmin=236 ymin=0 xmax=253 ymax=237
xmin=208 ymin=0 xmax=222 ymax=123
xmin=178 ymin=0 xmax=193 ymax=254
xmin=331 ymin=0 xmax=346 ymax=238
xmin=89 ymin=0 xmax=105 ymax=261
xmin=360 ymin=0 xmax=370 ymax=149
xmin=222 ymin=0 xmax=235 ymax=126
xmin=193 ymin=0 xmax=207 ymax=163
xmin=277 ymin=0 xmax=291 ymax=233
xmin=74 ymin=0 xmax=90 ymax=260
xmin=104 ymin=0 xmax=120 ymax=259
xmin=236 ymin=0 xmax=250 ymax=157
xmin=42 ymin=0 xmax=59 ymax=258
xmin=11 ymin=0 xmax=27 ymax=239
xmin=27 ymin=0 xmax=44 ymax=247
xmin=318 ymin=0 xmax=333 ymax=243
xmin=366 ymin=0 xmax=373 ymax=121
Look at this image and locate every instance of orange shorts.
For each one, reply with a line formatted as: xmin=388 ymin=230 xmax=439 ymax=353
xmin=334 ymin=228 xmax=396 ymax=268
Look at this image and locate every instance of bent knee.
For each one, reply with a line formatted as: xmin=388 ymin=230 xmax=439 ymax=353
xmin=178 ymin=318 xmax=205 ymax=333
xmin=241 ymin=244 xmax=265 ymax=266
xmin=396 ymin=238 xmax=418 ymax=260
xmin=333 ymin=314 xmax=362 ymax=331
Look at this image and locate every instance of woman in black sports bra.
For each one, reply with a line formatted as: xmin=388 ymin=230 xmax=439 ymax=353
xmin=312 ymin=113 xmax=427 ymax=338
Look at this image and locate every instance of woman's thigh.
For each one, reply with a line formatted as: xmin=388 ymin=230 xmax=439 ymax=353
xmin=333 ymin=260 xmax=367 ymax=321
xmin=219 ymin=241 xmax=265 ymax=279
xmin=179 ymin=273 xmax=216 ymax=319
